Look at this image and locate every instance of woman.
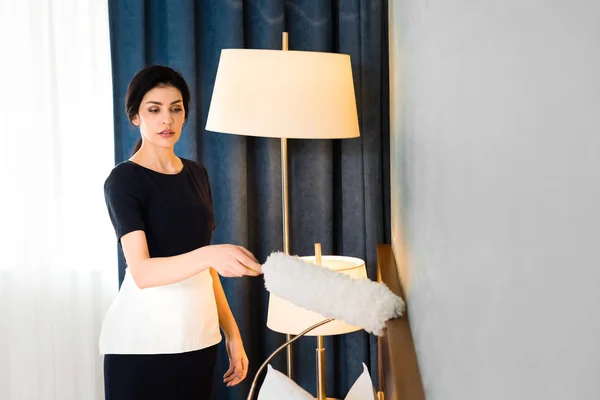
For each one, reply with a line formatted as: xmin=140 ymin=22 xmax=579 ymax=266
xmin=100 ymin=65 xmax=261 ymax=399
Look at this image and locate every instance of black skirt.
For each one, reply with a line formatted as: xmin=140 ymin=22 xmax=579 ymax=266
xmin=104 ymin=345 xmax=218 ymax=400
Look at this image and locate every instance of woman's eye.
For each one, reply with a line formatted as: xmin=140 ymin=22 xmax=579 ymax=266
xmin=148 ymin=108 xmax=159 ymax=113
xmin=172 ymin=108 xmax=183 ymax=113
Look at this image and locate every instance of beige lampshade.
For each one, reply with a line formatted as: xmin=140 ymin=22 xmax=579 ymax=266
xmin=266 ymin=255 xmax=367 ymax=336
xmin=205 ymin=49 xmax=360 ymax=139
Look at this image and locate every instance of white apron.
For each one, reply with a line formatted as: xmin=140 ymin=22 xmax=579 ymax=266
xmin=99 ymin=269 xmax=221 ymax=355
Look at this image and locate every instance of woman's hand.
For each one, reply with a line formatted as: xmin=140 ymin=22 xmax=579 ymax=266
xmin=223 ymin=336 xmax=249 ymax=387
xmin=199 ymin=244 xmax=262 ymax=277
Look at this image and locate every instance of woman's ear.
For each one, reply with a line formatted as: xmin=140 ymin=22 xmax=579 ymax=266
xmin=131 ymin=114 xmax=140 ymax=127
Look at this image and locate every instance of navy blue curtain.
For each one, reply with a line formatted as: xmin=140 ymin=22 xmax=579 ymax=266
xmin=107 ymin=1 xmax=390 ymax=398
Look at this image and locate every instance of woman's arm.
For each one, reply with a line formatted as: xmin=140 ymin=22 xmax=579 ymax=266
xmin=210 ymin=267 xmax=241 ymax=340
xmin=210 ymin=267 xmax=249 ymax=386
xmin=121 ymin=230 xmax=261 ymax=289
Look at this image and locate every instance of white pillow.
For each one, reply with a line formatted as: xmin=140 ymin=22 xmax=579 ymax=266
xmin=345 ymin=363 xmax=376 ymax=400
xmin=257 ymin=365 xmax=314 ymax=400
xmin=257 ymin=363 xmax=376 ymax=400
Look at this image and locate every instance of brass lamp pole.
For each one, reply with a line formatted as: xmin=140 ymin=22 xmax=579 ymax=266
xmin=280 ymin=32 xmax=293 ymax=379
xmin=314 ymin=243 xmax=328 ymax=400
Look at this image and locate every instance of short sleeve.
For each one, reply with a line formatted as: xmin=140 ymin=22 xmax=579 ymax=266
xmin=104 ymin=167 xmax=145 ymax=241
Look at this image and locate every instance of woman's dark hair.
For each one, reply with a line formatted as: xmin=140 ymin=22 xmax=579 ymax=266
xmin=125 ymin=65 xmax=191 ymax=155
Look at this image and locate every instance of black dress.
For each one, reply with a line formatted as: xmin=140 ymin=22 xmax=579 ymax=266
xmin=102 ymin=158 xmax=219 ymax=400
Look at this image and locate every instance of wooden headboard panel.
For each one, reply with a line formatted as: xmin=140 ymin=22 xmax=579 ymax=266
xmin=376 ymin=244 xmax=425 ymax=400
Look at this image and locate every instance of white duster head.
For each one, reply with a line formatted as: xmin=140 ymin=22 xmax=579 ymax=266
xmin=262 ymin=252 xmax=404 ymax=336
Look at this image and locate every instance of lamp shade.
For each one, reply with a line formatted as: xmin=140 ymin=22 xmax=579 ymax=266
xmin=266 ymin=255 xmax=367 ymax=336
xmin=206 ymin=49 xmax=360 ymax=139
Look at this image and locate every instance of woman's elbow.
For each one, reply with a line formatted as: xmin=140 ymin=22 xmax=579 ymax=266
xmin=128 ymin=265 xmax=151 ymax=289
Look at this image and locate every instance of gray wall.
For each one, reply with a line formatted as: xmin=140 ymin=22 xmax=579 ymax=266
xmin=389 ymin=1 xmax=600 ymax=399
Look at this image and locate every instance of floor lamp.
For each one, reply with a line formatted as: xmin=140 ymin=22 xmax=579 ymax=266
xmin=205 ymin=32 xmax=360 ymax=379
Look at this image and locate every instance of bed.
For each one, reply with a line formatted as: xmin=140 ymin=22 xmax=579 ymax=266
xmin=376 ymin=244 xmax=425 ymax=400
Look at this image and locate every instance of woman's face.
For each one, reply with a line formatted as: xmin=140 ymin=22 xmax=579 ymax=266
xmin=132 ymin=85 xmax=185 ymax=149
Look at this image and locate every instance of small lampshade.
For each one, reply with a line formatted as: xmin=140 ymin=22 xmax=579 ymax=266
xmin=206 ymin=49 xmax=360 ymax=139
xmin=266 ymin=255 xmax=367 ymax=336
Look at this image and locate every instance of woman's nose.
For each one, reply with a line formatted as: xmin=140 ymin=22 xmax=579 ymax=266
xmin=163 ymin=113 xmax=174 ymax=125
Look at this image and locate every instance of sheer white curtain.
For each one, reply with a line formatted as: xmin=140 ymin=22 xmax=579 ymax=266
xmin=0 ymin=1 xmax=117 ymax=399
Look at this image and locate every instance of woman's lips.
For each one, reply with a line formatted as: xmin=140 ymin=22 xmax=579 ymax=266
xmin=159 ymin=130 xmax=175 ymax=137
